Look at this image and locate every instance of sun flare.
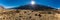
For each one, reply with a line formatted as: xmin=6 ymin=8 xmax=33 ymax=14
xmin=31 ymin=1 xmax=35 ymax=5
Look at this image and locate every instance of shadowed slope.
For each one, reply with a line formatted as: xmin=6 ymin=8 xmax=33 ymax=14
xmin=11 ymin=4 xmax=57 ymax=11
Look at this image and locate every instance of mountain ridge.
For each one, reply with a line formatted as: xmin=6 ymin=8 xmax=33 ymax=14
xmin=10 ymin=4 xmax=57 ymax=11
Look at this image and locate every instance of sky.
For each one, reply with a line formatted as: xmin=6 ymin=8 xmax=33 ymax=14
xmin=0 ymin=0 xmax=60 ymax=9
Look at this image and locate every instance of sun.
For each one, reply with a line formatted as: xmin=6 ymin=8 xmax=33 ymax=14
xmin=31 ymin=1 xmax=35 ymax=5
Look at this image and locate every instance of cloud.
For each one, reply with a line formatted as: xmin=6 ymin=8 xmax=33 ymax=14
xmin=57 ymin=8 xmax=60 ymax=9
xmin=0 ymin=3 xmax=16 ymax=8
xmin=4 ymin=6 xmax=15 ymax=8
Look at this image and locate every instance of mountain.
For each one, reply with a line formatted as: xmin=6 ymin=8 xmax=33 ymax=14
xmin=10 ymin=4 xmax=58 ymax=11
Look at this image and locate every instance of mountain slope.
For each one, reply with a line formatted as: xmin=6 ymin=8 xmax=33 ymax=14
xmin=10 ymin=4 xmax=57 ymax=11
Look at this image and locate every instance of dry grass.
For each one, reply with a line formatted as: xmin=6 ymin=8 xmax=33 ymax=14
xmin=0 ymin=10 xmax=59 ymax=20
